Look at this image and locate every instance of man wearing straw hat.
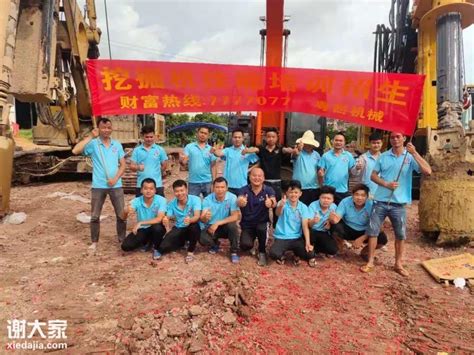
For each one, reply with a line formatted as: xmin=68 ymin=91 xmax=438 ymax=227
xmin=360 ymin=131 xmax=431 ymax=276
xmin=73 ymin=117 xmax=127 ymax=253
xmin=291 ymin=130 xmax=321 ymax=206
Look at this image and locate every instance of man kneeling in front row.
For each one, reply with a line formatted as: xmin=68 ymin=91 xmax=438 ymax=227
xmin=121 ymin=178 xmax=167 ymax=259
xmin=329 ymin=184 xmax=387 ymax=258
xmin=269 ymin=180 xmax=316 ymax=267
xmin=199 ymin=177 xmax=241 ymax=263
xmin=160 ymin=180 xmax=202 ymax=263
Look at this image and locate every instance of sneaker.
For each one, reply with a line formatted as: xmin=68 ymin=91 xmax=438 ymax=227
xmin=152 ymin=249 xmax=162 ymax=260
xmin=88 ymin=242 xmax=97 ymax=254
xmin=231 ymin=253 xmax=240 ymax=264
xmin=185 ymin=253 xmax=194 ymax=263
xmin=208 ymin=245 xmax=219 ymax=254
xmin=257 ymin=253 xmax=267 ymax=267
xmin=140 ymin=242 xmax=151 ymax=252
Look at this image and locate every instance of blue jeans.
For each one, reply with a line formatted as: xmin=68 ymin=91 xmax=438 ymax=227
xmin=367 ymin=201 xmax=407 ymax=240
xmin=188 ymin=182 xmax=211 ymax=198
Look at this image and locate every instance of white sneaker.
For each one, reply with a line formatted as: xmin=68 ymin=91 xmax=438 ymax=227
xmin=88 ymin=242 xmax=97 ymax=254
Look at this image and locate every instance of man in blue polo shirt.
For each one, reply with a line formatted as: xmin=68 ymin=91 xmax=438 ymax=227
xmin=237 ymin=168 xmax=276 ymax=266
xmin=199 ymin=177 xmax=240 ymax=263
xmin=120 ymin=178 xmax=167 ymax=260
xmin=130 ymin=125 xmax=168 ymax=197
xmin=72 ymin=118 xmax=127 ymax=252
xmin=292 ymin=130 xmax=321 ymax=206
xmin=181 ymin=126 xmax=217 ymax=197
xmin=159 ymin=179 xmax=201 ymax=263
xmin=212 ymin=129 xmax=259 ymax=196
xmin=269 ymin=180 xmax=316 ymax=267
xmin=308 ymin=185 xmax=338 ymax=256
xmin=318 ymin=132 xmax=355 ymax=204
xmin=329 ymin=184 xmax=387 ymax=257
xmin=351 ymin=132 xmax=383 ymax=196
xmin=361 ymin=132 xmax=432 ymax=276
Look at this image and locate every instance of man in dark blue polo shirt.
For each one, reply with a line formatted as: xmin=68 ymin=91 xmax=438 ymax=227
xmin=237 ymin=168 xmax=276 ymax=266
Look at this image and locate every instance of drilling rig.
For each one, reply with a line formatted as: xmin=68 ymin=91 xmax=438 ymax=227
xmin=373 ymin=0 xmax=474 ymax=245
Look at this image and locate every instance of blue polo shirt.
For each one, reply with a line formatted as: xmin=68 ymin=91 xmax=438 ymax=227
xmin=221 ymin=146 xmax=259 ymax=189
xmin=84 ymin=138 xmax=125 ymax=189
xmin=318 ymin=150 xmax=355 ymax=193
xmin=292 ymin=150 xmax=321 ymax=189
xmin=238 ymin=185 xmax=276 ymax=229
xmin=360 ymin=152 xmax=380 ymax=195
xmin=200 ymin=192 xmax=239 ymax=230
xmin=373 ymin=149 xmax=420 ymax=204
xmin=184 ymin=142 xmax=217 ymax=183
xmin=335 ymin=196 xmax=373 ymax=231
xmin=308 ymin=200 xmax=337 ymax=231
xmin=131 ymin=144 xmax=168 ymax=188
xmin=166 ymin=195 xmax=202 ymax=228
xmin=131 ymin=195 xmax=167 ymax=229
xmin=274 ymin=201 xmax=311 ymax=240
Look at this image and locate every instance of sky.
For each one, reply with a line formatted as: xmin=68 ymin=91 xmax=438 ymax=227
xmin=81 ymin=0 xmax=473 ymax=81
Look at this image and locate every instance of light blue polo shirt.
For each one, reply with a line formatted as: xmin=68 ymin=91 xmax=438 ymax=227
xmin=360 ymin=152 xmax=380 ymax=195
xmin=166 ymin=195 xmax=202 ymax=228
xmin=274 ymin=201 xmax=311 ymax=240
xmin=308 ymin=200 xmax=337 ymax=231
xmin=318 ymin=150 xmax=355 ymax=193
xmin=222 ymin=146 xmax=259 ymax=189
xmin=84 ymin=138 xmax=125 ymax=189
xmin=184 ymin=142 xmax=217 ymax=183
xmin=373 ymin=149 xmax=420 ymax=204
xmin=130 ymin=195 xmax=167 ymax=229
xmin=335 ymin=196 xmax=373 ymax=231
xmin=292 ymin=150 xmax=321 ymax=189
xmin=131 ymin=144 xmax=168 ymax=187
xmin=200 ymin=192 xmax=239 ymax=230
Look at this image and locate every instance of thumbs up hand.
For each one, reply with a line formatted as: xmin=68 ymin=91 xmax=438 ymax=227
xmin=264 ymin=194 xmax=273 ymax=208
xmin=313 ymin=211 xmax=321 ymax=224
xmin=238 ymin=194 xmax=248 ymax=208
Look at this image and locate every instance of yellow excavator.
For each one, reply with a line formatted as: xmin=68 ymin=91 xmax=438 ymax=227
xmin=0 ymin=0 xmax=165 ymax=217
xmin=366 ymin=0 xmax=474 ymax=245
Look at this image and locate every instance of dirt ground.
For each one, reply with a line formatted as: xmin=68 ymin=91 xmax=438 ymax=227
xmin=1 ymin=170 xmax=473 ymax=354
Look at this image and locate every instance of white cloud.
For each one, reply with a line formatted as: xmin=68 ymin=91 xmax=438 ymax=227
xmin=81 ymin=0 xmax=473 ymax=80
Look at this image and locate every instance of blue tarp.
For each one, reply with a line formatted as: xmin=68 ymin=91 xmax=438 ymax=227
xmin=168 ymin=122 xmax=228 ymax=134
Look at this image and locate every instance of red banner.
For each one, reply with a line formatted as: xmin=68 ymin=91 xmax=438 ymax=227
xmin=86 ymin=59 xmax=425 ymax=135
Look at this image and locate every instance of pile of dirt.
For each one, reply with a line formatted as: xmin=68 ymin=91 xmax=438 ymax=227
xmin=114 ymin=270 xmax=256 ymax=354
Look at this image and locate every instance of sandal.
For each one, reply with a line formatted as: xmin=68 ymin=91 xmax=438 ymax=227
xmin=293 ymin=256 xmax=301 ymax=266
xmin=394 ymin=266 xmax=409 ymax=277
xmin=185 ymin=254 xmax=194 ymax=264
xmin=360 ymin=264 xmax=375 ymax=273
xmin=276 ymin=257 xmax=286 ymax=265
xmin=308 ymin=258 xmax=317 ymax=268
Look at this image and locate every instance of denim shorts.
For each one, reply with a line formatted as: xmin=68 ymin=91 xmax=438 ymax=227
xmin=367 ymin=201 xmax=407 ymax=240
xmin=188 ymin=182 xmax=211 ymax=198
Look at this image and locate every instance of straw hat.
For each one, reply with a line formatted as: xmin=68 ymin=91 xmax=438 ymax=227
xmin=296 ymin=130 xmax=320 ymax=148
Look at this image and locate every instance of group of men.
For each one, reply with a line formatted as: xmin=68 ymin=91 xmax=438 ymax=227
xmin=73 ymin=118 xmax=431 ymax=276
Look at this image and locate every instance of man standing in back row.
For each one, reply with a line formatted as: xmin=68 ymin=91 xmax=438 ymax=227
xmin=130 ymin=125 xmax=168 ymax=197
xmin=72 ymin=118 xmax=127 ymax=252
xmin=244 ymin=128 xmax=294 ymax=202
xmin=181 ymin=126 xmax=217 ymax=198
xmin=212 ymin=129 xmax=259 ymax=196
xmin=318 ymin=132 xmax=355 ymax=204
